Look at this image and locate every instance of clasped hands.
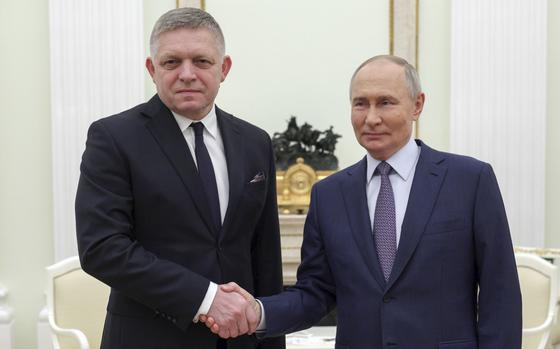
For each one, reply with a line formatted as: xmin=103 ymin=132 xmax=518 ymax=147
xmin=199 ymin=282 xmax=261 ymax=338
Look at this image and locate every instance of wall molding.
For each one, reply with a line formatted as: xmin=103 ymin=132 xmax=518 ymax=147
xmin=390 ymin=0 xmax=419 ymax=67
xmin=390 ymin=0 xmax=419 ymax=137
xmin=177 ymin=0 xmax=204 ymax=9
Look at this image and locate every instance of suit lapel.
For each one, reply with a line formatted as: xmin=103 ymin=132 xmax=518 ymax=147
xmin=386 ymin=141 xmax=447 ymax=290
xmin=142 ymin=95 xmax=218 ymax=236
xmin=216 ymin=107 xmax=244 ymax=234
xmin=341 ymin=158 xmax=386 ymax=290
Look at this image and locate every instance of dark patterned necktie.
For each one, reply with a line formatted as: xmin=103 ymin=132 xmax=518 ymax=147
xmin=374 ymin=161 xmax=396 ymax=281
xmin=191 ymin=122 xmax=221 ymax=231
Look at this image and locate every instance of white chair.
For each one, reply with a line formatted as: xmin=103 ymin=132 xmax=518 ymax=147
xmin=516 ymin=253 xmax=559 ymax=349
xmin=46 ymin=256 xmax=110 ymax=349
xmin=546 ymin=278 xmax=560 ymax=349
xmin=0 ymin=285 xmax=14 ymax=349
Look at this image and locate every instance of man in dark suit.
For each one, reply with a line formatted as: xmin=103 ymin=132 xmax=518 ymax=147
xmin=75 ymin=7 xmax=284 ymax=349
xmin=206 ymin=55 xmax=522 ymax=348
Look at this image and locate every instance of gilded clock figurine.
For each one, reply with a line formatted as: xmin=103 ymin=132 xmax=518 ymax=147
xmin=273 ymin=117 xmax=341 ymax=214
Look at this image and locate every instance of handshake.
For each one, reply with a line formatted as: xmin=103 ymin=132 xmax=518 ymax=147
xmin=199 ymin=282 xmax=261 ymax=338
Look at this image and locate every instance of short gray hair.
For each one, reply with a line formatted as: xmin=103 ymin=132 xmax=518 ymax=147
xmin=150 ymin=7 xmax=226 ymax=57
xmin=349 ymin=55 xmax=422 ymax=100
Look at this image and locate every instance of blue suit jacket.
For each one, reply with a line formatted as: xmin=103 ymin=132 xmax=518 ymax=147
xmin=261 ymin=140 xmax=522 ymax=349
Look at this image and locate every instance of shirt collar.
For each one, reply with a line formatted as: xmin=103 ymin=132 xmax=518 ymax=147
xmin=366 ymin=137 xmax=420 ymax=183
xmin=171 ymin=105 xmax=219 ymax=140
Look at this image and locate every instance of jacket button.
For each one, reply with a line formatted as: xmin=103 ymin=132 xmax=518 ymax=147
xmin=383 ymin=296 xmax=391 ymax=303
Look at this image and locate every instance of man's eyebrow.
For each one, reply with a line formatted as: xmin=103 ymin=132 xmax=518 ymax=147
xmin=352 ymin=96 xmax=367 ymax=102
xmin=158 ymin=51 xmax=184 ymax=59
xmin=376 ymin=94 xmax=398 ymax=101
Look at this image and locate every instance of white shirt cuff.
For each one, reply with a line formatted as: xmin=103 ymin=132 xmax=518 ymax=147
xmin=192 ymin=281 xmax=218 ymax=322
xmin=256 ymin=299 xmax=266 ymax=331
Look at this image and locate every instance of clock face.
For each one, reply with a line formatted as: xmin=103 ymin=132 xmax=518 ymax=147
xmin=289 ymin=170 xmax=312 ymax=195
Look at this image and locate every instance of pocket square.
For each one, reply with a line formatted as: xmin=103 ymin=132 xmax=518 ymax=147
xmin=249 ymin=172 xmax=266 ymax=183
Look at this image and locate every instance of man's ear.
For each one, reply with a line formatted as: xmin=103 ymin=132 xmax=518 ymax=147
xmin=146 ymin=57 xmax=156 ymax=80
xmin=220 ymin=55 xmax=232 ymax=82
xmin=412 ymin=92 xmax=425 ymax=121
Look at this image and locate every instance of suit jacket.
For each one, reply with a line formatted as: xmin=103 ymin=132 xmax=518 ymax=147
xmin=261 ymin=140 xmax=522 ymax=349
xmin=75 ymin=95 xmax=285 ymax=349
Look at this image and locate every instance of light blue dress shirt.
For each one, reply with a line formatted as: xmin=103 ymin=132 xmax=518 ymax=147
xmin=366 ymin=137 xmax=421 ymax=246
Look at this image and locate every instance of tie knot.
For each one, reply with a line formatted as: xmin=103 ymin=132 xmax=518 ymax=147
xmin=191 ymin=122 xmax=204 ymax=137
xmin=376 ymin=161 xmax=392 ymax=176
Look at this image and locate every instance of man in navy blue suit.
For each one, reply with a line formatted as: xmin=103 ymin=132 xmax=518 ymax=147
xmin=204 ymin=55 xmax=522 ymax=348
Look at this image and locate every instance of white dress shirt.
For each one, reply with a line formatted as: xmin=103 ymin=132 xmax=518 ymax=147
xmin=171 ymin=106 xmax=227 ymax=322
xmin=366 ymin=137 xmax=420 ymax=246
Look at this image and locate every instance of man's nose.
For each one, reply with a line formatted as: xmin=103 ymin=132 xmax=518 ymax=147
xmin=365 ymin=108 xmax=382 ymax=126
xmin=178 ymin=62 xmax=196 ymax=81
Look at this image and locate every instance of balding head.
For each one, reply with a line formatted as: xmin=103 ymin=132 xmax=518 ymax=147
xmin=349 ymin=55 xmax=422 ymax=101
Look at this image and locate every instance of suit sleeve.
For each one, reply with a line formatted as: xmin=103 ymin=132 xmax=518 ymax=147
xmin=473 ymin=163 xmax=522 ymax=348
xmin=251 ymin=136 xmax=286 ymax=349
xmin=75 ymin=120 xmax=209 ymax=331
xmin=259 ymin=184 xmax=337 ymax=338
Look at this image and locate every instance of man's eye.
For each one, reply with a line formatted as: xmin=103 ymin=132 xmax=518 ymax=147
xmin=162 ymin=60 xmax=179 ymax=68
xmin=380 ymin=99 xmax=392 ymax=106
xmin=195 ymin=59 xmax=212 ymax=67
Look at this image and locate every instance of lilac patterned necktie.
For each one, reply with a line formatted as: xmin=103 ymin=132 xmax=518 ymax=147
xmin=374 ymin=161 xmax=396 ymax=281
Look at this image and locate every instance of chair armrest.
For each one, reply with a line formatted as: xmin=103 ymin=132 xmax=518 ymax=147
xmin=523 ymin=311 xmax=555 ymax=335
xmin=48 ymin=318 xmax=89 ymax=349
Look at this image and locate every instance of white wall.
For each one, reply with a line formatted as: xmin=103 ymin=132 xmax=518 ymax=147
xmin=206 ymin=0 xmax=390 ymax=168
xmin=417 ymin=0 xmax=451 ymax=151
xmin=0 ymin=1 xmax=54 ymax=348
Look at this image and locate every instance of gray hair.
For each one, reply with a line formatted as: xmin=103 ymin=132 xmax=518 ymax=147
xmin=349 ymin=55 xmax=422 ymax=100
xmin=150 ymin=7 xmax=226 ymax=57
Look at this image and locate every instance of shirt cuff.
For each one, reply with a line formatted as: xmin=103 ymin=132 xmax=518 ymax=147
xmin=192 ymin=281 xmax=218 ymax=322
xmin=256 ymin=299 xmax=266 ymax=331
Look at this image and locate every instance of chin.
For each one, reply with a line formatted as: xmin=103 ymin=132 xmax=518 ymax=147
xmin=363 ymin=142 xmax=384 ymax=153
xmin=176 ymin=103 xmax=202 ymax=112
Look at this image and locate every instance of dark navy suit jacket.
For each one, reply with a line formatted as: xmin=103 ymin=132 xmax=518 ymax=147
xmin=261 ymin=140 xmax=521 ymax=349
xmin=76 ymin=95 xmax=285 ymax=349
